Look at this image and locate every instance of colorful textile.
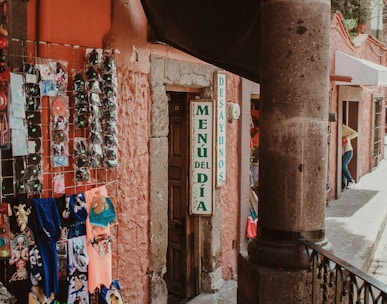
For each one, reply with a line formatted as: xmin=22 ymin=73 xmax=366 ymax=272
xmin=32 ymin=197 xmax=62 ymax=301
xmin=67 ymin=236 xmax=89 ymax=303
xmin=85 ymin=185 xmax=113 ymax=293
xmin=67 ymin=193 xmax=88 ymax=239
xmin=100 ymin=279 xmax=124 ymax=304
xmin=6 ymin=197 xmax=35 ymax=304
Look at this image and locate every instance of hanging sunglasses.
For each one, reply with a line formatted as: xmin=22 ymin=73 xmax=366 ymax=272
xmin=103 ymin=56 xmax=115 ymax=73
xmin=88 ymin=49 xmax=100 ymax=66
xmin=74 ymin=141 xmax=87 ymax=157
xmin=26 ymin=111 xmax=42 ymax=125
xmin=104 ymin=147 xmax=117 ymax=160
xmin=73 ymin=73 xmax=85 ymax=90
xmin=102 ymin=97 xmax=117 ymax=111
xmin=76 ymin=154 xmax=89 ymax=168
xmin=103 ymin=85 xmax=115 ymax=97
xmin=14 ymin=156 xmax=27 ymax=179
xmin=74 ymin=91 xmax=88 ymax=104
xmin=104 ymin=134 xmax=118 ymax=147
xmin=25 ymin=97 xmax=40 ymax=111
xmin=103 ymin=122 xmax=117 ymax=134
xmin=27 ymin=179 xmax=42 ymax=194
xmin=74 ymin=114 xmax=88 ymax=129
xmin=15 ymin=180 xmax=26 ymax=194
xmin=28 ymin=165 xmax=41 ymax=179
xmin=24 ymin=83 xmax=40 ymax=97
xmin=1 ymin=178 xmax=13 ymax=195
xmin=28 ymin=124 xmax=42 ymax=138
xmin=27 ymin=153 xmax=41 ymax=166
xmin=86 ymin=66 xmax=99 ymax=80
xmin=75 ymin=104 xmax=89 ymax=115
xmin=75 ymin=167 xmax=90 ymax=182
xmin=102 ymin=73 xmax=115 ymax=85
xmin=1 ymin=159 xmax=13 ymax=177
xmin=102 ymin=110 xmax=117 ymax=123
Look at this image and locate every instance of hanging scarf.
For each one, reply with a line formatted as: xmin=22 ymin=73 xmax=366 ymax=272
xmin=32 ymin=197 xmax=62 ymax=300
xmin=100 ymin=279 xmax=124 ymax=304
xmin=88 ymin=190 xmax=116 ymax=227
xmin=67 ymin=193 xmax=88 ymax=239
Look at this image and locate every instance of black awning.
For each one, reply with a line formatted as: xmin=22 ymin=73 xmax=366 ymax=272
xmin=140 ymin=0 xmax=261 ymax=83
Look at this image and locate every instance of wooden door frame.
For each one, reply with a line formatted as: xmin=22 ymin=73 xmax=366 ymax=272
xmin=166 ymin=89 xmax=201 ymax=298
xmin=337 ymin=86 xmax=361 ymax=197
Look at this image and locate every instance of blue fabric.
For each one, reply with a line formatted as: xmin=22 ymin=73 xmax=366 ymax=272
xmin=68 ymin=193 xmax=88 ymax=223
xmin=32 ymin=197 xmax=62 ymax=299
xmin=342 ymin=150 xmax=354 ymax=188
xmin=89 ymin=197 xmax=116 ymax=227
xmin=100 ymin=279 xmax=123 ymax=304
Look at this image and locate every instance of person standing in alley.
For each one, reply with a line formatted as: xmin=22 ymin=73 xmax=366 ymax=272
xmin=342 ymin=124 xmax=358 ymax=190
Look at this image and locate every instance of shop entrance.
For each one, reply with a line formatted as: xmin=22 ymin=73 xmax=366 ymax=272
xmin=343 ymin=100 xmax=359 ymax=182
xmin=166 ymin=91 xmax=199 ymax=301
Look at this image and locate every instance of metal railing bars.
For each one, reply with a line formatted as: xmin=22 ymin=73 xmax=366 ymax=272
xmin=300 ymin=238 xmax=387 ymax=304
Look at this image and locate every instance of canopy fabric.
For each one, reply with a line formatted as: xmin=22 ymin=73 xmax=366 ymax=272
xmin=140 ymin=0 xmax=261 ymax=83
xmin=335 ymin=51 xmax=387 ymax=86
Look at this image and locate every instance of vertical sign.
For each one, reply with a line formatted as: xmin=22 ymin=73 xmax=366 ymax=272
xmin=190 ymin=100 xmax=214 ymax=215
xmin=215 ymin=71 xmax=227 ymax=187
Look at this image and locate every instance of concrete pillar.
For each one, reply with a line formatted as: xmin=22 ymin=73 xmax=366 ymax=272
xmin=239 ymin=0 xmax=330 ymax=302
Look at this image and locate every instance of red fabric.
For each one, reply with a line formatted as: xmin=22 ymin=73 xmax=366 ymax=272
xmin=246 ymin=216 xmax=258 ymax=239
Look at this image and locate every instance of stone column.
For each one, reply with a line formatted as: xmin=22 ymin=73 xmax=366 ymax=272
xmin=239 ymin=0 xmax=330 ymax=302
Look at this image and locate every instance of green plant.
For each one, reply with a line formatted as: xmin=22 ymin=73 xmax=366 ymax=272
xmin=332 ymin=0 xmax=383 ymax=24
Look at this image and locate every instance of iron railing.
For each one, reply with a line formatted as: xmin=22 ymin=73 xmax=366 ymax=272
xmin=300 ymin=238 xmax=387 ymax=304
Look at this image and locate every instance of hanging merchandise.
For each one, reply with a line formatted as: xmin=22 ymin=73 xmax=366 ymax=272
xmin=67 ymin=193 xmax=88 ymax=239
xmin=100 ymin=279 xmax=124 ymax=304
xmin=74 ymin=138 xmax=90 ymax=182
xmin=88 ymin=189 xmax=116 ymax=228
xmin=67 ymin=236 xmax=89 ymax=303
xmin=31 ymin=197 xmax=62 ymax=303
xmin=0 ymin=203 xmax=11 ymax=258
xmin=100 ymin=50 xmax=118 ymax=169
xmin=0 ymin=111 xmax=8 ymax=149
xmin=73 ymin=71 xmax=89 ymax=130
xmin=50 ymin=96 xmax=70 ymax=168
xmin=0 ymin=281 xmax=16 ymax=304
xmin=3 ymin=197 xmax=35 ymax=304
xmin=84 ymin=185 xmax=114 ymax=294
xmin=36 ymin=60 xmax=64 ymax=97
xmin=22 ymin=64 xmax=43 ymax=195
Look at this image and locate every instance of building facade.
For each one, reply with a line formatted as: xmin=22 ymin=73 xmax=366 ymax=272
xmin=0 ymin=1 xmax=386 ymax=303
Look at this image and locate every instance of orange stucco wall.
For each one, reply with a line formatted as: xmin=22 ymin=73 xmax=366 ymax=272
xmin=27 ymin=0 xmax=111 ymax=47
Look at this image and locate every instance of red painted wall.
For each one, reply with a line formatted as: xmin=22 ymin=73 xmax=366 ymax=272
xmin=28 ymin=0 xmax=111 ymax=47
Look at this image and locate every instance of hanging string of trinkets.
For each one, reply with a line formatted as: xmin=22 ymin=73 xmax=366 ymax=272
xmin=72 ymin=49 xmax=118 ymax=183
